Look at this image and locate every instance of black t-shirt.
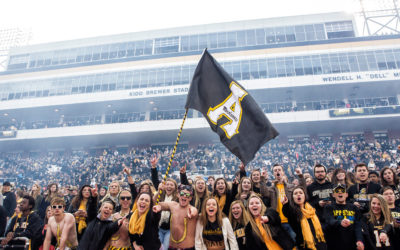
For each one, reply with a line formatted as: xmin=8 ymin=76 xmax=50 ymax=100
xmin=233 ymin=223 xmax=246 ymax=250
xmin=347 ymin=182 xmax=382 ymax=213
xmin=202 ymin=220 xmax=225 ymax=250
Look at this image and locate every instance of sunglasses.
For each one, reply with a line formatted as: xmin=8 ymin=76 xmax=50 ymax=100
xmin=120 ymin=196 xmax=132 ymax=201
xmin=179 ymin=191 xmax=191 ymax=198
xmin=52 ymin=205 xmax=63 ymax=209
xmin=334 ymin=189 xmax=346 ymax=194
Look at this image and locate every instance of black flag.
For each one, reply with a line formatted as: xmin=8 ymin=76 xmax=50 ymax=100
xmin=185 ymin=49 xmax=279 ymax=165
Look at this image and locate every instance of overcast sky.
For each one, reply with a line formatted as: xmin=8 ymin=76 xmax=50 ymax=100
xmin=1 ymin=0 xmax=362 ymax=45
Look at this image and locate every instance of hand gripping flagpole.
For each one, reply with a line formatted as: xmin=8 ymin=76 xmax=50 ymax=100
xmin=155 ymin=108 xmax=189 ymax=205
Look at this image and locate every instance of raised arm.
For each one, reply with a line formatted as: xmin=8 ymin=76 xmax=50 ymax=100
xmin=150 ymin=156 xmax=160 ymax=189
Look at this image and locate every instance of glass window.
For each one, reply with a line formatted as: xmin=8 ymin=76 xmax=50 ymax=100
xmin=140 ymin=69 xmax=149 ymax=88
xmin=338 ymin=53 xmax=350 ymax=72
xmin=156 ymin=69 xmax=165 ymax=87
xmin=237 ymin=31 xmax=246 ymax=46
xmin=258 ymin=58 xmax=267 ymax=78
xmin=311 ymin=55 xmax=322 ymax=74
xmin=366 ymin=52 xmax=378 ymax=70
xmin=329 ymin=54 xmax=340 ymax=73
xmin=232 ymin=62 xmax=241 ymax=80
xmin=217 ymin=32 xmax=227 ymax=48
xmin=132 ymin=71 xmax=140 ymax=88
xmin=109 ymin=44 xmax=119 ymax=59
xmin=189 ymin=35 xmax=199 ymax=51
xmin=241 ymin=61 xmax=250 ymax=79
xmin=181 ymin=36 xmax=189 ymax=51
xmin=182 ymin=66 xmax=190 ymax=84
xmin=246 ymin=30 xmax=256 ymax=46
xmin=127 ymin=42 xmax=135 ymax=57
xmin=294 ymin=57 xmax=304 ymax=76
xmin=148 ymin=69 xmax=157 ymax=87
xmin=101 ymin=45 xmax=109 ymax=60
xmin=144 ymin=40 xmax=153 ymax=55
xmin=285 ymin=57 xmax=295 ymax=76
xmin=275 ymin=27 xmax=286 ymax=43
xmin=348 ymin=53 xmax=359 ymax=72
xmin=135 ymin=40 xmax=144 ymax=56
xmin=265 ymin=28 xmax=275 ymax=44
xmin=164 ymin=67 xmax=173 ymax=86
xmin=227 ymin=32 xmax=237 ymax=47
xmin=303 ymin=56 xmax=313 ymax=75
xmin=250 ymin=60 xmax=259 ymax=79
xmin=173 ymin=66 xmax=182 ymax=85
xmin=118 ymin=43 xmax=127 ymax=58
xmin=92 ymin=46 xmax=101 ymax=61
xmin=208 ymin=33 xmax=218 ymax=48
xmin=198 ymin=34 xmax=208 ymax=50
xmin=267 ymin=58 xmax=277 ymax=78
xmin=276 ymin=58 xmax=286 ymax=77
xmin=256 ymin=29 xmax=265 ymax=45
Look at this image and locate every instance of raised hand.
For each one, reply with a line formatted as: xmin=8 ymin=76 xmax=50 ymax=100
xmin=152 ymin=205 xmax=162 ymax=213
xmin=281 ymin=194 xmax=288 ymax=205
xmin=295 ymin=167 xmax=302 ymax=175
xmin=239 ymin=162 xmax=245 ymax=172
xmin=180 ymin=164 xmax=187 ymax=174
xmin=150 ymin=155 xmax=158 ymax=168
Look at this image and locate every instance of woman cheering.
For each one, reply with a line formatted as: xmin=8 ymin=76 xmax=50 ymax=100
xmin=282 ymin=186 xmax=327 ymax=250
xmin=195 ymin=197 xmax=238 ymax=250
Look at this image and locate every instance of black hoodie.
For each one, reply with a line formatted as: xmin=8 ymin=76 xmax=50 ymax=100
xmin=307 ymin=181 xmax=333 ymax=220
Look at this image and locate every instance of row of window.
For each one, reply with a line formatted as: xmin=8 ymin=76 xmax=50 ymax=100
xmin=7 ymin=21 xmax=354 ymax=71
xmin=1 ymin=48 xmax=399 ymax=101
xmin=1 ymin=97 xmax=397 ymax=131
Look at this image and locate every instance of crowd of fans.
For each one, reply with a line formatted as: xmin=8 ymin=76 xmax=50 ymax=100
xmin=0 ymin=135 xmax=399 ymax=249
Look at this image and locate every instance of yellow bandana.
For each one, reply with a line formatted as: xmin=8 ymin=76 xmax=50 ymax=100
xmin=255 ymin=217 xmax=282 ymax=250
xmin=128 ymin=208 xmax=148 ymax=235
xmin=75 ymin=200 xmax=87 ymax=234
xmin=300 ymin=203 xmax=325 ymax=250
xmin=215 ymin=194 xmax=226 ymax=211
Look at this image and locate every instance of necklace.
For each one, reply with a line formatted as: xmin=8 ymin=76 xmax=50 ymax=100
xmin=169 ymin=217 xmax=187 ymax=244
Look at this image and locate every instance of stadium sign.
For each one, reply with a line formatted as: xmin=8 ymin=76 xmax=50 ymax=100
xmin=322 ymin=71 xmax=400 ymax=83
xmin=129 ymin=86 xmax=189 ymax=98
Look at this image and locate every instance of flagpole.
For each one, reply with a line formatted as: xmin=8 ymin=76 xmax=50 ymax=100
xmin=155 ymin=108 xmax=189 ymax=205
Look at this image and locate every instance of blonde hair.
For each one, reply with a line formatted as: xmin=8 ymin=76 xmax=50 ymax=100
xmin=246 ymin=194 xmax=273 ymax=243
xmin=368 ymin=194 xmax=392 ymax=225
xmin=229 ymin=200 xmax=249 ymax=229
xmin=199 ymin=197 xmax=223 ymax=227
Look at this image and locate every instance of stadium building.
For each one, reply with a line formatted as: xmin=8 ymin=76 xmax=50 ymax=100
xmin=0 ymin=11 xmax=400 ymax=153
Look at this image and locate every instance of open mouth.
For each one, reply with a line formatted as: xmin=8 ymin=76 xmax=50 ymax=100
xmin=297 ymin=197 xmax=302 ymax=202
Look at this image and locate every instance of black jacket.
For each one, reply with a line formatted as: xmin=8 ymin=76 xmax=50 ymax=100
xmin=3 ymin=191 xmax=16 ymax=218
xmin=245 ymin=209 xmax=295 ymax=250
xmin=68 ymin=197 xmax=98 ymax=240
xmin=0 ymin=205 xmax=7 ymax=236
xmin=360 ymin=215 xmax=396 ymax=250
xmin=323 ymin=202 xmax=363 ymax=250
xmin=128 ymin=210 xmax=161 ymax=250
xmin=6 ymin=211 xmax=43 ymax=250
xmin=78 ymin=216 xmax=121 ymax=250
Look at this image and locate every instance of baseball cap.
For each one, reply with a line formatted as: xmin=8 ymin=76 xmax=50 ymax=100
xmin=333 ymin=183 xmax=346 ymax=193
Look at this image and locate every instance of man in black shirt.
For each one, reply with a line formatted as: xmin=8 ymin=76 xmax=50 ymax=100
xmin=347 ymin=163 xmax=381 ymax=214
xmin=324 ymin=184 xmax=364 ymax=250
xmin=2 ymin=181 xmax=16 ymax=220
xmin=307 ymin=164 xmax=333 ymax=221
xmin=1 ymin=195 xmax=43 ymax=249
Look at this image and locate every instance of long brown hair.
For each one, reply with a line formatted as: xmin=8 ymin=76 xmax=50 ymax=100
xmin=199 ymin=197 xmax=223 ymax=227
xmin=45 ymin=183 xmax=59 ymax=202
xmin=228 ymin=200 xmax=249 ymax=229
xmin=380 ymin=167 xmax=399 ymax=187
xmin=246 ymin=194 xmax=273 ymax=243
xmin=30 ymin=183 xmax=41 ymax=199
xmin=235 ymin=177 xmax=253 ymax=200
xmin=193 ymin=177 xmax=210 ymax=210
